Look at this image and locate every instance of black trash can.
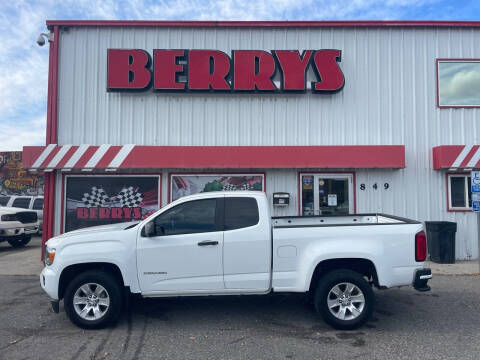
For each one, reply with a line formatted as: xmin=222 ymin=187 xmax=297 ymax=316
xmin=424 ymin=221 xmax=457 ymax=264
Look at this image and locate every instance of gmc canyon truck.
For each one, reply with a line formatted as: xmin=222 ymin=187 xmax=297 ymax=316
xmin=40 ymin=192 xmax=431 ymax=330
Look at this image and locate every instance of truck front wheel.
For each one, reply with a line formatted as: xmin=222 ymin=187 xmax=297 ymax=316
xmin=314 ymin=269 xmax=374 ymax=330
xmin=64 ymin=270 xmax=123 ymax=329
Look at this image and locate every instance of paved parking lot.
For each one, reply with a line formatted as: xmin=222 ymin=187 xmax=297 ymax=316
xmin=0 ymin=238 xmax=479 ymax=359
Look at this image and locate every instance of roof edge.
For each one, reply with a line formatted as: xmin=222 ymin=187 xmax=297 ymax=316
xmin=46 ymin=20 xmax=480 ymax=29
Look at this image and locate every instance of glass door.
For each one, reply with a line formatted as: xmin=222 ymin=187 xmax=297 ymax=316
xmin=301 ymin=174 xmax=354 ymax=216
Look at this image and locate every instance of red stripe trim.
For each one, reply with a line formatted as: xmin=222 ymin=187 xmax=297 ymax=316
xmin=433 ymin=145 xmax=478 ymax=170
xmin=96 ymin=146 xmax=122 ymax=168
xmin=22 ymin=146 xmax=46 ymax=168
xmin=73 ymin=146 xmax=99 ymax=169
xmin=459 ymin=145 xmax=479 ymax=168
xmin=121 ymin=145 xmax=405 ymax=169
xmin=39 ymin=146 xmax=61 ymax=169
xmin=46 ymin=20 xmax=480 ymax=28
xmin=56 ymin=146 xmax=79 ymax=168
xmin=24 ymin=145 xmax=405 ymax=169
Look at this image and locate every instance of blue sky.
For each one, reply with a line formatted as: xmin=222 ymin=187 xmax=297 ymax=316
xmin=1 ymin=0 xmax=480 ymax=151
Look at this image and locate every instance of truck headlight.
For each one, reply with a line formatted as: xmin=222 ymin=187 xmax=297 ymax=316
xmin=45 ymin=247 xmax=56 ymax=266
xmin=1 ymin=214 xmax=17 ymax=221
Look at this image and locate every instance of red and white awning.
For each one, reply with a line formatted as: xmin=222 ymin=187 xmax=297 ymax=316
xmin=23 ymin=144 xmax=405 ymax=171
xmin=433 ymin=145 xmax=480 ymax=170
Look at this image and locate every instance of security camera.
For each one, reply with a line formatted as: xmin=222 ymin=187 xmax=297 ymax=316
xmin=36 ymin=34 xmax=46 ymax=46
xmin=36 ymin=33 xmax=53 ymax=46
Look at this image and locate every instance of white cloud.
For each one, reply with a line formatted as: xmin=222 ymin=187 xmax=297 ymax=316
xmin=0 ymin=116 xmax=46 ymax=151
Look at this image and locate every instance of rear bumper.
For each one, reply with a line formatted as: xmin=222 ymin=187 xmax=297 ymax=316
xmin=413 ymin=268 xmax=432 ymax=292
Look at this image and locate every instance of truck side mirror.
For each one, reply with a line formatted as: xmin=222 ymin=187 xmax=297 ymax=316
xmin=143 ymin=221 xmax=156 ymax=237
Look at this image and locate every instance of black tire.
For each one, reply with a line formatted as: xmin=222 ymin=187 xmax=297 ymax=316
xmin=314 ymin=269 xmax=374 ymax=330
xmin=64 ymin=270 xmax=123 ymax=329
xmin=7 ymin=234 xmax=31 ymax=248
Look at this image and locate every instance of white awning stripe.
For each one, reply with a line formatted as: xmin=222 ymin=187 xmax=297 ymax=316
xmin=450 ymin=145 xmax=471 ymax=169
xmin=63 ymin=144 xmax=90 ymax=169
xmin=45 ymin=145 xmax=72 ymax=169
xmin=31 ymin=144 xmax=56 ymax=169
xmin=466 ymin=147 xmax=480 ymax=168
xmin=84 ymin=144 xmax=111 ymax=169
xmin=107 ymin=144 xmax=135 ymax=169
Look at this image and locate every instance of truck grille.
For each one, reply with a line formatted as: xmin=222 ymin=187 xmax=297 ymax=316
xmin=16 ymin=211 xmax=38 ymax=224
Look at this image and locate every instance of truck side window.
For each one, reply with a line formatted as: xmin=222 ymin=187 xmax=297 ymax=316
xmin=153 ymin=199 xmax=217 ymax=236
xmin=11 ymin=197 xmax=31 ymax=209
xmin=224 ymin=197 xmax=259 ymax=230
xmin=0 ymin=196 xmax=10 ymax=206
xmin=32 ymin=198 xmax=44 ymax=210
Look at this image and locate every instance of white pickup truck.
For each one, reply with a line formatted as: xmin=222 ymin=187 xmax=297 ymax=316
xmin=0 ymin=206 xmax=39 ymax=247
xmin=40 ymin=191 xmax=431 ymax=330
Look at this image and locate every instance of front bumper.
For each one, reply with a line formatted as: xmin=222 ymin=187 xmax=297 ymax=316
xmin=0 ymin=226 xmax=39 ymax=237
xmin=40 ymin=266 xmax=59 ymax=300
xmin=413 ymin=268 xmax=432 ymax=292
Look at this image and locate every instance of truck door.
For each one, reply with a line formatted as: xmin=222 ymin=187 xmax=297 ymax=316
xmin=137 ymin=198 xmax=224 ymax=293
xmin=223 ymin=196 xmax=271 ymax=291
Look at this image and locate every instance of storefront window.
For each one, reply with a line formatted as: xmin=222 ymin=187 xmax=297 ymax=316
xmin=64 ymin=175 xmax=160 ymax=232
xmin=448 ymin=174 xmax=472 ymax=210
xmin=438 ymin=61 xmax=480 ymax=107
xmin=300 ymin=173 xmax=353 ymax=216
xmin=170 ymin=174 xmax=264 ymax=202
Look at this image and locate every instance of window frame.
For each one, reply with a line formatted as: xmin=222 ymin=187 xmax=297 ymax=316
xmin=436 ymin=58 xmax=480 ymax=108
xmin=447 ymin=173 xmax=472 ymax=211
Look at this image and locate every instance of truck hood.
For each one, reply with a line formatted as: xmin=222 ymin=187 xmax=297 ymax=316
xmin=46 ymin=221 xmax=140 ymax=247
xmin=0 ymin=206 xmax=34 ymax=215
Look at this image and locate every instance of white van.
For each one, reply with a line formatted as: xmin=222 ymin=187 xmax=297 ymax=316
xmin=0 ymin=195 xmax=43 ymax=233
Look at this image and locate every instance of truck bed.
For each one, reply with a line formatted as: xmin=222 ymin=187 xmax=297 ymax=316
xmin=272 ymin=213 xmax=420 ymax=227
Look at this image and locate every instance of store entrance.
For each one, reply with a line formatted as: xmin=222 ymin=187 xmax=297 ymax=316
xmin=300 ymin=173 xmax=354 ymax=216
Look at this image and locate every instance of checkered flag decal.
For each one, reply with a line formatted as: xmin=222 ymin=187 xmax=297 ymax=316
xmin=82 ymin=187 xmax=109 ymax=208
xmin=222 ymin=183 xmax=237 ymax=191
xmin=240 ymin=184 xmax=253 ymax=190
xmin=116 ymin=186 xmax=143 ymax=207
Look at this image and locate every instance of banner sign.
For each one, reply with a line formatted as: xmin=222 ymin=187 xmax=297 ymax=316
xmin=107 ymin=49 xmax=344 ymax=93
xmin=64 ymin=176 xmax=160 ymax=232
xmin=171 ymin=174 xmax=264 ymax=202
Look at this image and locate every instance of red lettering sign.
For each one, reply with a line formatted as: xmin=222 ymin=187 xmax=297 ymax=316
xmin=153 ymin=50 xmax=186 ymax=90
xmin=273 ymin=50 xmax=313 ymax=91
xmin=311 ymin=50 xmax=344 ymax=93
xmin=106 ymin=49 xmax=344 ymax=94
xmin=188 ymin=50 xmax=231 ymax=90
xmin=233 ymin=50 xmax=276 ymax=91
xmin=107 ymin=49 xmax=151 ymax=90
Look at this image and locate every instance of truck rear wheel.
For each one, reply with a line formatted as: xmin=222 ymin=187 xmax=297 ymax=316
xmin=64 ymin=270 xmax=123 ymax=329
xmin=314 ymin=269 xmax=374 ymax=330
xmin=7 ymin=234 xmax=31 ymax=248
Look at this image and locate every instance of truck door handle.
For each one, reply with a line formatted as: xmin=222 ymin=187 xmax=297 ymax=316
xmin=197 ymin=240 xmax=219 ymax=246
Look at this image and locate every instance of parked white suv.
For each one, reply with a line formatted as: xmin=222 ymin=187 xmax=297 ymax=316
xmin=0 ymin=195 xmax=43 ymax=233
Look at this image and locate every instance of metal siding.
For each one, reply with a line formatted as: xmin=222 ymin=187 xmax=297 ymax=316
xmin=55 ymin=26 xmax=480 ymax=259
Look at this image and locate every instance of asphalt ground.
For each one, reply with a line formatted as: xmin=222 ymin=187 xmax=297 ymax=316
xmin=0 ymin=238 xmax=479 ymax=359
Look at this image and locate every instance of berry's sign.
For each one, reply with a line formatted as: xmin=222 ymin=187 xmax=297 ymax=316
xmin=107 ymin=49 xmax=344 ymax=93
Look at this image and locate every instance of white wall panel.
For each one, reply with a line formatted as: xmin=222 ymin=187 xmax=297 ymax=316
xmin=54 ymin=26 xmax=480 ymax=259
